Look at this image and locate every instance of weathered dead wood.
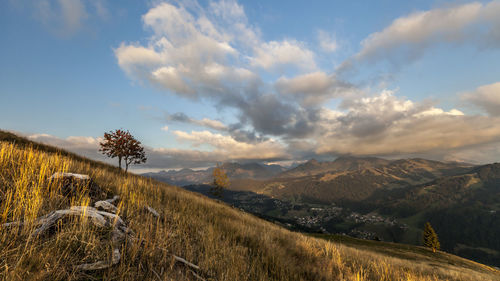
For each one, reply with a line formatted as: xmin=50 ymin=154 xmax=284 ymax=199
xmin=94 ymin=200 xmax=118 ymax=213
xmin=144 ymin=206 xmax=160 ymax=218
xmin=152 ymin=246 xmax=211 ymax=281
xmin=50 ymin=173 xmax=90 ymax=180
xmin=2 ymin=188 xmax=209 ymax=278
xmin=104 ymin=195 xmax=120 ymax=204
xmin=172 ymin=255 xmax=200 ymax=271
xmin=170 ymin=254 xmax=207 ymax=281
xmin=189 ymin=269 xmax=207 ymax=281
xmin=30 ymin=206 xmax=132 ymax=238
xmin=1 ymin=221 xmax=25 ymax=228
xmin=75 ymin=248 xmax=121 ymax=271
xmin=2 ymin=205 xmax=133 ymax=271
xmin=151 ymin=268 xmax=162 ymax=281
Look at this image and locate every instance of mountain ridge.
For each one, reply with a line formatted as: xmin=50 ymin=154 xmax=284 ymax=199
xmin=143 ymin=154 xmax=500 ymax=266
xmin=143 ymin=161 xmax=287 ymax=186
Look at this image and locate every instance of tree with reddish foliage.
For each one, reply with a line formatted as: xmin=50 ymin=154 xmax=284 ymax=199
xmin=99 ymin=129 xmax=147 ymax=172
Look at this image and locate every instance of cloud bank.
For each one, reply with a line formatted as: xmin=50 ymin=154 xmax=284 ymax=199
xmin=340 ymin=1 xmax=500 ymax=71
xmin=166 ymin=112 xmax=228 ymax=131
xmin=463 ymin=82 xmax=500 ymax=116
xmin=24 ymin=131 xmax=288 ymax=170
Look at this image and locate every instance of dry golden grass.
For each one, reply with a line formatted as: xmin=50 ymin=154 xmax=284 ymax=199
xmin=0 ymin=138 xmax=499 ymax=281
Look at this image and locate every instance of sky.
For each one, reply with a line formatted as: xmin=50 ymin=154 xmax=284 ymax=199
xmin=1 ymin=0 xmax=500 ymax=171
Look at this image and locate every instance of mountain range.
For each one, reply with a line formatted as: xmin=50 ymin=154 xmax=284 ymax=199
xmin=142 ymin=162 xmax=286 ymax=186
xmin=143 ymin=156 xmax=500 ymax=266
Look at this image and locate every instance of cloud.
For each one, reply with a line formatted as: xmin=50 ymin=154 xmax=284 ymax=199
xmin=26 ymin=133 xmax=109 ymax=163
xmin=23 ymin=0 xmax=109 ymax=37
xmin=340 ymin=1 xmax=500 ymax=71
xmin=276 ymin=72 xmax=332 ymax=95
xmin=250 ymin=40 xmax=317 ymax=70
xmin=161 ymin=126 xmax=169 ymax=132
xmin=235 ymin=93 xmax=319 ymax=138
xmin=173 ymin=130 xmax=288 ymax=160
xmin=92 ymin=0 xmax=108 ymax=19
xmin=206 ymin=0 xmax=262 ymax=50
xmin=314 ymin=90 xmax=500 ymax=157
xmin=198 ymin=118 xmax=227 ymax=131
xmin=115 ymin=44 xmax=166 ymax=80
xmin=114 ymin=0 xmax=318 ymax=102
xmin=443 ymin=142 xmax=500 ymax=164
xmin=151 ymin=66 xmax=196 ymax=96
xmin=28 ymin=133 xmax=100 ymax=148
xmin=166 ymin=112 xmax=228 ymax=131
xmin=115 ymin=1 xmax=259 ymax=100
xmin=209 ymin=0 xmax=245 ymax=23
xmin=275 ymin=72 xmax=355 ymax=105
xmin=55 ymin=0 xmax=88 ymax=32
xmin=115 ymin=0 xmax=320 ymax=140
xmin=317 ymin=30 xmax=338 ymax=52
xmin=463 ymin=82 xmax=500 ymax=116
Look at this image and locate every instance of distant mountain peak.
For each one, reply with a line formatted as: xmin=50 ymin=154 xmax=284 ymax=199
xmin=334 ymin=155 xmax=354 ymax=161
xmin=306 ymin=158 xmax=320 ymax=165
xmin=334 ymin=155 xmax=384 ymax=162
xmin=179 ymin=168 xmax=195 ymax=173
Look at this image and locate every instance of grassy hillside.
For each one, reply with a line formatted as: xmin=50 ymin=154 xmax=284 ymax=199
xmin=0 ymin=131 xmax=499 ymax=280
xmin=310 ymin=234 xmax=498 ymax=276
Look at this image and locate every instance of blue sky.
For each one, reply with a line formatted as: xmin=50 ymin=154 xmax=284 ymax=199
xmin=1 ymin=0 xmax=500 ymax=170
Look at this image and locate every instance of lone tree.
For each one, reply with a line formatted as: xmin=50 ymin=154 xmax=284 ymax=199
xmin=423 ymin=222 xmax=440 ymax=253
xmin=210 ymin=163 xmax=229 ymax=197
xmin=99 ymin=129 xmax=147 ymax=172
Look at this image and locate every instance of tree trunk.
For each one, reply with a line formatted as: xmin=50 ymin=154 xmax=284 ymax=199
xmin=118 ymin=157 xmax=122 ymax=170
xmin=125 ymin=157 xmax=129 ymax=172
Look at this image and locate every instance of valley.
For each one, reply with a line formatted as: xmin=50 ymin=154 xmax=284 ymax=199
xmin=145 ymin=157 xmax=500 ymax=267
